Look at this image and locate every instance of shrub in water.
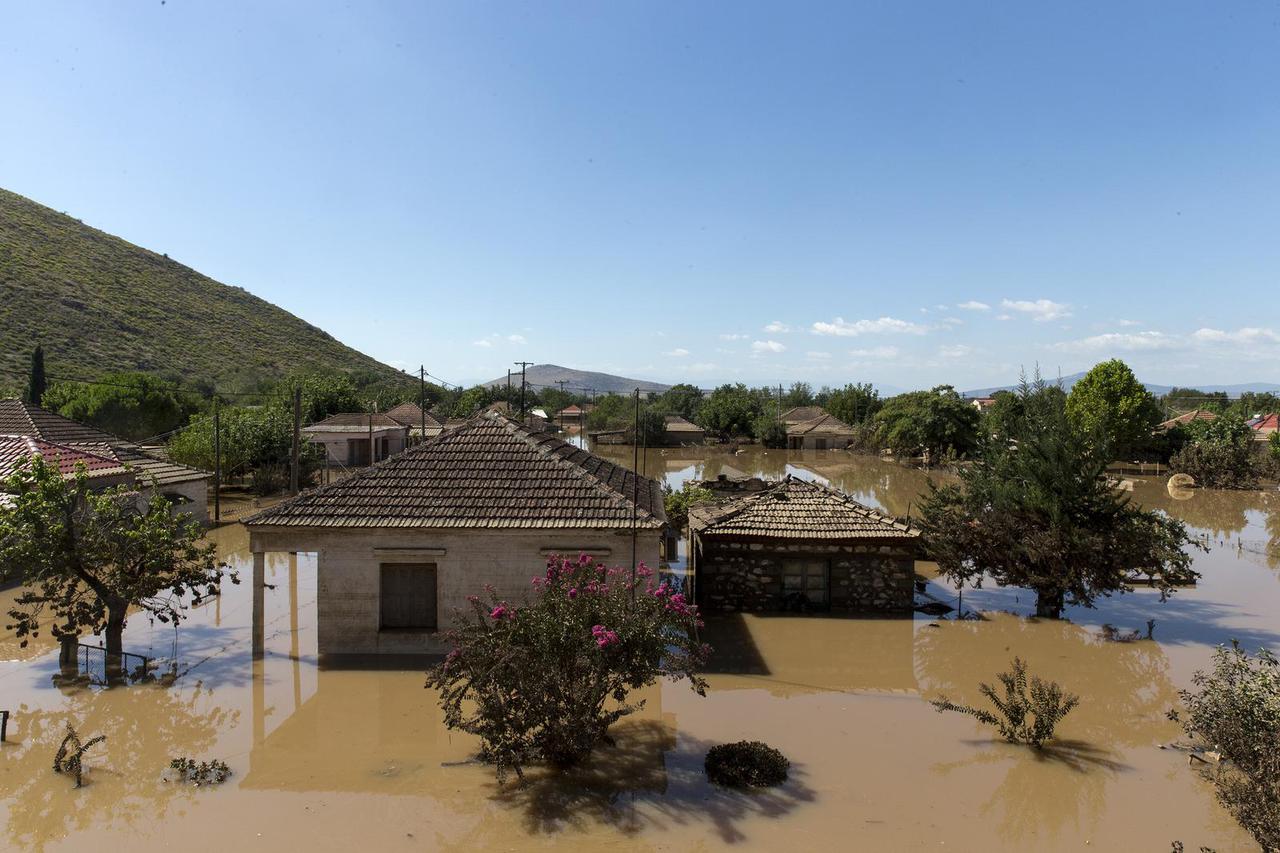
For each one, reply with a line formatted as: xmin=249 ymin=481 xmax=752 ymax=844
xmin=168 ymin=757 xmax=232 ymax=786
xmin=425 ymin=554 xmax=710 ymax=782
xmin=931 ymin=657 xmax=1079 ymax=748
xmin=704 ymin=741 xmax=790 ymax=788
xmin=52 ymin=723 xmax=106 ymax=788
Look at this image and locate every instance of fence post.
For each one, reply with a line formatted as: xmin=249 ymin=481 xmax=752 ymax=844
xmin=1 ymin=710 xmax=8 ymax=743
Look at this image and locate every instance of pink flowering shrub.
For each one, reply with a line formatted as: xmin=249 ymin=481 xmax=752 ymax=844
xmin=425 ymin=554 xmax=710 ymax=781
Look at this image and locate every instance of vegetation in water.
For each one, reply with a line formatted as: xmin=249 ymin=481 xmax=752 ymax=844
xmin=930 ymin=657 xmax=1079 ymax=748
xmin=704 ymin=740 xmax=790 ymax=788
xmin=917 ymin=376 xmax=1201 ymax=618
xmin=168 ymin=757 xmax=232 ymax=786
xmin=0 ymin=457 xmax=230 ymax=677
xmin=873 ymin=385 xmax=980 ymax=459
xmin=425 ymin=554 xmax=709 ymax=782
xmin=1171 ymin=642 xmax=1280 ymax=851
xmin=663 ymin=482 xmax=715 ymax=532
xmin=53 ymin=723 xmax=106 ymax=788
xmin=1169 ymin=414 xmax=1266 ymax=489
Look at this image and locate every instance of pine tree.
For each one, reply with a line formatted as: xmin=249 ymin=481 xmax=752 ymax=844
xmin=26 ymin=345 xmax=47 ymax=406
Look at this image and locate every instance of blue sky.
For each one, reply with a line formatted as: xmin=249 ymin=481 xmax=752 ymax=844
xmin=3 ymin=2 xmax=1278 ymax=392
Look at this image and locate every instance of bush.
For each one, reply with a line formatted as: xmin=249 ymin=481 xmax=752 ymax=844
xmin=664 ymin=483 xmax=714 ymax=531
xmin=752 ymin=413 xmax=787 ymax=448
xmin=931 ymin=657 xmax=1079 ymax=748
xmin=425 ymin=555 xmax=710 ymax=782
xmin=53 ymin=723 xmax=106 ymax=789
xmin=705 ymin=740 xmax=790 ymax=788
xmin=1172 ymin=643 xmax=1280 ymax=850
xmin=168 ymin=757 xmax=232 ymax=786
xmin=1169 ymin=415 xmax=1261 ymax=489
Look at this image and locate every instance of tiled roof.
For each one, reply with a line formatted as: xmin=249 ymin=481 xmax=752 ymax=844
xmin=0 ymin=435 xmax=130 ymax=480
xmin=690 ymin=476 xmax=917 ymax=541
xmin=663 ymin=415 xmax=704 ymax=432
xmin=384 ymin=402 xmax=441 ymax=429
xmin=247 ymin=412 xmax=666 ymax=530
xmin=1250 ymin=413 xmax=1279 ymax=434
xmin=786 ymin=413 xmax=856 ymax=437
xmin=1157 ymin=409 xmax=1218 ymax=430
xmin=304 ymin=412 xmax=407 ymax=431
xmin=781 ymin=406 xmax=827 ymax=425
xmin=0 ymin=399 xmax=209 ymax=486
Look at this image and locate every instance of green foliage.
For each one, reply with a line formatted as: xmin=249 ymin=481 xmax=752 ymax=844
xmin=1231 ymin=391 xmax=1280 ymax=419
xmin=0 ymin=187 xmax=407 ymax=393
xmin=698 ymin=384 xmax=765 ymax=438
xmin=27 ymin=345 xmax=46 ymax=406
xmin=655 ymin=383 xmax=705 ymax=421
xmin=781 ymin=382 xmax=815 ymax=409
xmin=824 ymin=382 xmax=882 ymax=425
xmin=425 ymin=555 xmax=709 ymax=781
xmin=1271 ymin=431 xmax=1280 ymax=463
xmin=0 ymin=457 xmax=230 ymax=672
xmin=663 ymin=483 xmax=714 ymax=531
xmin=271 ymin=372 xmax=362 ymax=423
xmin=585 ymin=393 xmax=631 ymax=431
xmin=1173 ymin=643 xmax=1280 ymax=850
xmin=1170 ymin=414 xmax=1261 ymax=489
xmin=752 ymin=401 xmax=788 ymax=448
xmin=931 ymin=658 xmax=1079 ymax=748
xmin=1065 ymin=359 xmax=1162 ymax=458
xmin=451 ymin=385 xmax=499 ymax=418
xmin=168 ymin=406 xmax=294 ymax=477
xmin=1164 ymin=387 xmax=1228 ymax=412
xmin=41 ymin=372 xmax=202 ymax=442
xmin=704 ymin=741 xmax=790 ymax=788
xmin=874 ymin=385 xmax=979 ymax=458
xmin=916 ymin=378 xmax=1201 ymax=617
xmin=53 ymin=723 xmax=106 ymax=788
xmin=168 ymin=757 xmax=232 ymax=786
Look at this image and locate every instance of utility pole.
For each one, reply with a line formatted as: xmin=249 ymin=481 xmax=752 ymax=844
xmin=506 ymin=370 xmax=511 ymax=400
xmin=367 ymin=409 xmax=374 ymax=465
xmin=630 ymin=388 xmax=640 ymax=591
xmin=213 ymin=394 xmax=221 ymax=523
xmin=419 ymin=365 xmax=427 ymax=445
xmin=514 ymin=361 xmax=533 ymax=420
xmin=290 ymin=385 xmax=301 ymax=494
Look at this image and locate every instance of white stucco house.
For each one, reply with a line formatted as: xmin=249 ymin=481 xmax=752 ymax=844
xmin=245 ymin=412 xmax=667 ymax=656
xmin=303 ymin=412 xmax=409 ymax=467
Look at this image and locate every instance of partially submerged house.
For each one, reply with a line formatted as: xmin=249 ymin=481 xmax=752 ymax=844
xmin=662 ymin=415 xmax=705 ymax=446
xmin=557 ymin=404 xmax=586 ymax=425
xmin=303 ymin=413 xmax=409 ymax=467
xmin=384 ymin=402 xmax=444 ymax=442
xmin=0 ymin=399 xmax=211 ymax=521
xmin=689 ymin=476 xmax=919 ymax=613
xmin=786 ymin=413 xmax=857 ymax=450
xmin=245 ymin=412 xmax=666 ymax=655
xmin=781 ymin=406 xmax=827 ymax=427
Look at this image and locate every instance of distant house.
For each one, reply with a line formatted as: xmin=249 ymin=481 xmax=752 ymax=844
xmin=1157 ymin=409 xmax=1218 ymax=431
xmin=662 ymin=415 xmax=705 ymax=446
xmin=786 ymin=413 xmax=857 ymax=450
xmin=970 ymin=397 xmax=997 ymax=412
xmin=1248 ymin=413 xmax=1279 ymax=442
xmin=384 ymin=402 xmax=444 ymax=442
xmin=781 ymin=406 xmax=827 ymax=427
xmin=558 ymin=404 xmax=586 ymax=424
xmin=245 ymin=412 xmax=667 ymax=655
xmin=0 ymin=399 xmax=211 ymax=522
xmin=303 ymin=413 xmax=409 ymax=467
xmin=689 ymin=476 xmax=919 ymax=613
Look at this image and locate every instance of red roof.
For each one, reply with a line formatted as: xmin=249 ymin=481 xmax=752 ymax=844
xmin=0 ymin=435 xmax=129 ymax=480
xmin=1250 ymin=413 xmax=1279 ymax=433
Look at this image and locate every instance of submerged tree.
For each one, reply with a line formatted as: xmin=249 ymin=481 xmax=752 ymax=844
xmin=426 ymin=554 xmax=709 ymax=782
xmin=916 ymin=377 xmax=1200 ymax=617
xmin=931 ymin=657 xmax=1079 ymax=748
xmin=53 ymin=723 xmax=106 ymax=788
xmin=0 ymin=458 xmax=231 ymax=677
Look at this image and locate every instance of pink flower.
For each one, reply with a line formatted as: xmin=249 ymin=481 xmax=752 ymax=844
xmin=490 ymin=605 xmax=511 ymax=620
xmin=591 ymin=624 xmax=620 ymax=648
xmin=567 ymin=588 xmax=578 ymax=599
xmin=578 ymin=553 xmax=592 ymax=566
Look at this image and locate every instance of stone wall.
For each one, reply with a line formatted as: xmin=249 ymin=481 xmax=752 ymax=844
xmin=694 ymin=537 xmax=915 ymax=613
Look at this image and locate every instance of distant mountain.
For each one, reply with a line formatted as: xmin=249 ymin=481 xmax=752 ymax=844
xmin=0 ymin=187 xmax=405 ymax=392
xmin=963 ymin=373 xmax=1280 ymax=398
xmin=483 ymin=364 xmax=672 ymax=396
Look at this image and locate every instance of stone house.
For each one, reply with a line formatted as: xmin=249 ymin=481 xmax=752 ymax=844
xmin=662 ymin=414 xmax=705 ymax=446
xmin=689 ymin=476 xmax=919 ymax=613
xmin=786 ymin=413 xmax=857 ymax=450
xmin=303 ymin=413 xmax=409 ymax=467
xmin=245 ymin=412 xmax=666 ymax=656
xmin=0 ymin=399 xmax=211 ymax=522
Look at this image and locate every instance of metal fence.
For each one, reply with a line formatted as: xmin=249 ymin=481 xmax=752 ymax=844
xmin=75 ymin=642 xmax=154 ymax=686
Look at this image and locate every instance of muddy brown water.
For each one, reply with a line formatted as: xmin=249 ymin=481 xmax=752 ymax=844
xmin=1 ymin=445 xmax=1277 ymax=851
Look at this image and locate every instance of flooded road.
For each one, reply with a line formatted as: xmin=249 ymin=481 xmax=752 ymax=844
xmin=1 ymin=444 xmax=1276 ymax=851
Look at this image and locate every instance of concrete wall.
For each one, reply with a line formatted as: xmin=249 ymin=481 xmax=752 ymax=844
xmin=155 ymin=478 xmax=209 ymax=524
xmin=307 ymin=429 xmax=408 ymax=466
xmin=252 ymin=527 xmax=661 ymax=655
xmin=694 ymin=537 xmax=915 ymax=613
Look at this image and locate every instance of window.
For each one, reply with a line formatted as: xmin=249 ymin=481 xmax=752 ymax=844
xmin=782 ymin=559 xmax=829 ymax=606
xmin=380 ymin=563 xmax=437 ymax=630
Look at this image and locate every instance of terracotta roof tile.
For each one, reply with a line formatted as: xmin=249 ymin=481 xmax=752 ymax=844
xmin=781 ymin=406 xmax=827 ymax=425
xmin=690 ymin=476 xmax=917 ymax=540
xmin=247 ymin=412 xmax=666 ymax=530
xmin=786 ymin=413 xmax=856 ymax=437
xmin=305 ymin=412 xmax=407 ymax=430
xmin=0 ymin=435 xmax=130 ymax=480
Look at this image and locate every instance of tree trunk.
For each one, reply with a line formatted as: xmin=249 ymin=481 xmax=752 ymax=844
xmin=104 ymin=607 xmax=127 ymax=683
xmin=1035 ymin=588 xmax=1065 ymax=619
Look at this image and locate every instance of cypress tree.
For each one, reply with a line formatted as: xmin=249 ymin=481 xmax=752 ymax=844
xmin=27 ymin=345 xmax=47 ymax=406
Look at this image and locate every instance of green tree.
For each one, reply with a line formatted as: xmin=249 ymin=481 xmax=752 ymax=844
xmin=272 ymin=372 xmax=362 ymax=423
xmin=916 ymin=379 xmax=1200 ymax=617
xmin=1232 ymin=391 xmax=1280 ymax=419
xmin=0 ymin=458 xmax=229 ymax=677
xmin=656 ymin=384 xmax=705 ymax=421
xmin=42 ymin=372 xmax=201 ymax=442
xmin=752 ymin=402 xmax=788 ymax=448
xmin=168 ymin=405 xmax=296 ymax=477
xmin=697 ymin=384 xmax=764 ymax=438
xmin=451 ymin=385 xmax=499 ymax=418
xmin=874 ymin=385 xmax=979 ymax=458
xmin=663 ymin=483 xmax=714 ymax=531
xmin=585 ymin=393 xmax=632 ymax=431
xmin=1169 ymin=413 xmax=1260 ymax=488
xmin=824 ymin=382 xmax=882 ymax=425
xmin=1164 ymin=387 xmax=1228 ymax=413
xmin=1065 ymin=359 xmax=1161 ymax=458
xmin=26 ymin=345 xmax=47 ymax=406
xmin=781 ymin=382 xmax=815 ymax=409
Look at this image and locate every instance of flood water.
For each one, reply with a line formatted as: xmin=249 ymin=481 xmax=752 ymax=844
xmin=1 ymin=444 xmax=1278 ymax=851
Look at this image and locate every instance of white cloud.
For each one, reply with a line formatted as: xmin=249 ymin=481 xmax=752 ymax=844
xmin=938 ymin=344 xmax=973 ymax=358
xmin=719 ymin=333 xmax=747 ymax=341
xmin=664 ymin=347 xmax=690 ymax=357
xmin=472 ymin=339 xmax=493 ymax=348
xmin=1050 ymin=331 xmax=1182 ymax=353
xmin=811 ymin=316 xmax=928 ymax=337
xmin=996 ymin=314 xmax=1013 ymax=321
xmin=805 ymin=351 xmax=833 ymax=360
xmin=1001 ymin=298 xmax=1072 ymax=322
xmin=763 ymin=320 xmax=791 ymax=334
xmin=848 ymin=346 xmax=900 ymax=359
xmin=1192 ymin=327 xmax=1280 ymax=345
xmin=1116 ymin=319 xmax=1141 ymax=327
xmin=957 ymin=300 xmax=990 ymax=311
xmin=940 ymin=317 xmax=963 ymax=328
xmin=935 ymin=304 xmax=949 ymax=311
xmin=751 ymin=340 xmax=787 ymax=354
xmin=507 ymin=334 xmax=527 ymax=345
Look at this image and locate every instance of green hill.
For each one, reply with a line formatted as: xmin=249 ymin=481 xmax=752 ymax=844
xmin=0 ymin=187 xmax=403 ymax=392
